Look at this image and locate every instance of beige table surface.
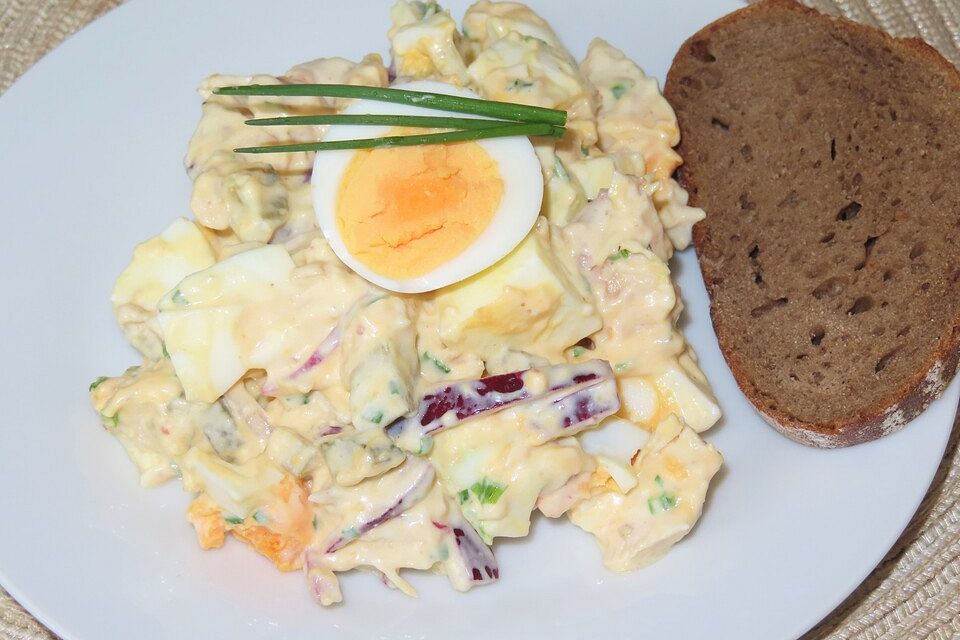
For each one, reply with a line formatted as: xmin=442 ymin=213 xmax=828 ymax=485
xmin=1 ymin=0 xmax=959 ymax=638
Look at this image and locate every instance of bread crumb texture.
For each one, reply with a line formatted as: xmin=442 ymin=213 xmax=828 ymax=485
xmin=665 ymin=0 xmax=960 ymax=446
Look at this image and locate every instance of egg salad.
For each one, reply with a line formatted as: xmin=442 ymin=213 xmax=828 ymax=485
xmin=90 ymin=0 xmax=722 ymax=606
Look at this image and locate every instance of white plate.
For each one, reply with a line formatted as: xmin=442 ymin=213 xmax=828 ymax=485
xmin=0 ymin=1 xmax=956 ymax=638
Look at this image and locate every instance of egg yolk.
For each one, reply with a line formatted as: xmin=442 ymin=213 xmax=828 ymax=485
xmin=335 ymin=137 xmax=504 ymax=280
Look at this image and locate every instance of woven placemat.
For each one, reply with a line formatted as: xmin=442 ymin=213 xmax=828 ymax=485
xmin=1 ymin=1 xmax=958 ymax=638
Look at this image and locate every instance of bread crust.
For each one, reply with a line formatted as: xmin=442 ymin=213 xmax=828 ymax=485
xmin=665 ymin=0 xmax=960 ymax=447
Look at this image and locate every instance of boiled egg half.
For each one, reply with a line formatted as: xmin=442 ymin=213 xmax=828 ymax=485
xmin=312 ymin=80 xmax=543 ymax=293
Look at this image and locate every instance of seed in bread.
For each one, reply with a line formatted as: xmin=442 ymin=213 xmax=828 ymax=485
xmin=663 ymin=0 xmax=960 ymax=447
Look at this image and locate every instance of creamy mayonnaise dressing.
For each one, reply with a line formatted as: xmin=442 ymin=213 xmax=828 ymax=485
xmin=570 ymin=415 xmax=722 ymax=570
xmin=90 ymin=0 xmax=722 ymax=605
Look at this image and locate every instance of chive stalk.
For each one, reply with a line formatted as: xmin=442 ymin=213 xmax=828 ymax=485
xmin=214 ymin=83 xmax=567 ymax=126
xmin=233 ymin=122 xmax=562 ymax=154
xmin=245 ymin=114 xmax=518 ymax=129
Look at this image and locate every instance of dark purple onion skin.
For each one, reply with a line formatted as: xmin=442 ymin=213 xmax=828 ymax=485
xmin=385 ymin=361 xmax=613 ymax=444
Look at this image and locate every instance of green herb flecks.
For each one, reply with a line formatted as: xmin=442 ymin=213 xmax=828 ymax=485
xmin=224 ymin=515 xmax=244 ymax=526
xmin=171 ymin=289 xmax=187 ymax=305
xmin=89 ymin=376 xmax=107 ymax=392
xmin=422 ymin=351 xmax=451 ymax=374
xmin=614 ymin=360 xmax=633 ymax=372
xmin=362 ymin=408 xmax=384 ymax=425
xmin=418 ymin=0 xmax=440 ymax=18
xmin=161 ymin=341 xmax=170 ymax=359
xmin=647 ymin=483 xmax=677 ymax=514
xmin=457 ymin=489 xmax=470 ymax=504
xmin=252 ymin=510 xmax=270 ymax=525
xmin=571 ymin=346 xmax=586 ymax=358
xmin=301 ymin=393 xmax=311 ymax=405
xmin=415 ymin=435 xmax=434 ymax=456
xmin=508 ymin=79 xmax=534 ymax=91
xmin=312 ymin=514 xmax=320 ymax=531
xmin=610 ymin=80 xmax=634 ymax=100
xmin=388 ymin=380 xmax=401 ymax=395
xmin=608 ymin=246 xmax=632 ymax=262
xmin=470 ymin=478 xmax=508 ymax=505
xmin=99 ymin=412 xmax=119 ymax=428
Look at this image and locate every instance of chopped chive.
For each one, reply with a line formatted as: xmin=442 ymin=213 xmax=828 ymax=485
xmin=415 ymin=435 xmax=434 ymax=456
xmin=655 ymin=474 xmax=664 ymax=487
xmin=245 ymin=114 xmax=517 ymax=129
xmin=419 ymin=0 xmax=440 ymax=17
xmin=608 ymin=247 xmax=632 ymax=261
xmin=99 ymin=412 xmax=119 ymax=428
xmin=301 ymin=393 xmax=311 ymax=405
xmin=614 ymin=361 xmax=632 ymax=372
xmin=171 ymin=289 xmax=187 ymax=305
xmin=252 ymin=510 xmax=270 ymax=525
xmin=508 ymin=79 xmax=534 ymax=91
xmin=312 ymin=514 xmax=320 ymax=530
xmin=343 ymin=526 xmax=360 ymax=540
xmin=648 ymin=490 xmax=677 ymax=514
xmin=233 ymin=122 xmax=563 ymax=154
xmin=470 ymin=478 xmax=507 ymax=505
xmin=362 ymin=408 xmax=384 ymax=424
xmin=224 ymin=515 xmax=244 ymax=525
xmin=161 ymin=341 xmax=170 ymax=359
xmin=422 ymin=351 xmax=451 ymax=374
xmin=571 ymin=346 xmax=586 ymax=358
xmin=214 ymin=84 xmax=568 ymax=126
xmin=610 ymin=81 xmax=634 ymax=99
xmin=388 ymin=380 xmax=401 ymax=395
xmin=89 ymin=376 xmax=107 ymax=391
xmin=457 ymin=489 xmax=470 ymax=504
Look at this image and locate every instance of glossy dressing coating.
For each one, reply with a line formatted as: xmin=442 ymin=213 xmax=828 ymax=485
xmin=90 ymin=0 xmax=722 ymax=606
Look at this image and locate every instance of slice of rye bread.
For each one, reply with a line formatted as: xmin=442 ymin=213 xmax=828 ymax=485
xmin=663 ymin=0 xmax=960 ymax=447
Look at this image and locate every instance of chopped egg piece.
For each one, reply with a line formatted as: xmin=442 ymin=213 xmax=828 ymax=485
xmin=435 ymin=218 xmax=601 ymax=361
xmin=580 ymin=38 xmax=681 ymax=181
xmin=112 ymin=218 xmax=216 ymax=311
xmin=570 ymin=415 xmax=722 ymax=571
xmin=430 ymin=409 xmax=592 ymax=542
xmin=389 ymin=0 xmax=470 ymax=85
xmin=182 ymin=448 xmax=285 ymax=519
xmin=462 ymin=0 xmax=567 ymax=54
xmin=157 ymin=244 xmax=367 ymax=402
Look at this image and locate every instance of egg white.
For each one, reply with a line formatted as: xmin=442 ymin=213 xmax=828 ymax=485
xmin=312 ymin=80 xmax=544 ymax=294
